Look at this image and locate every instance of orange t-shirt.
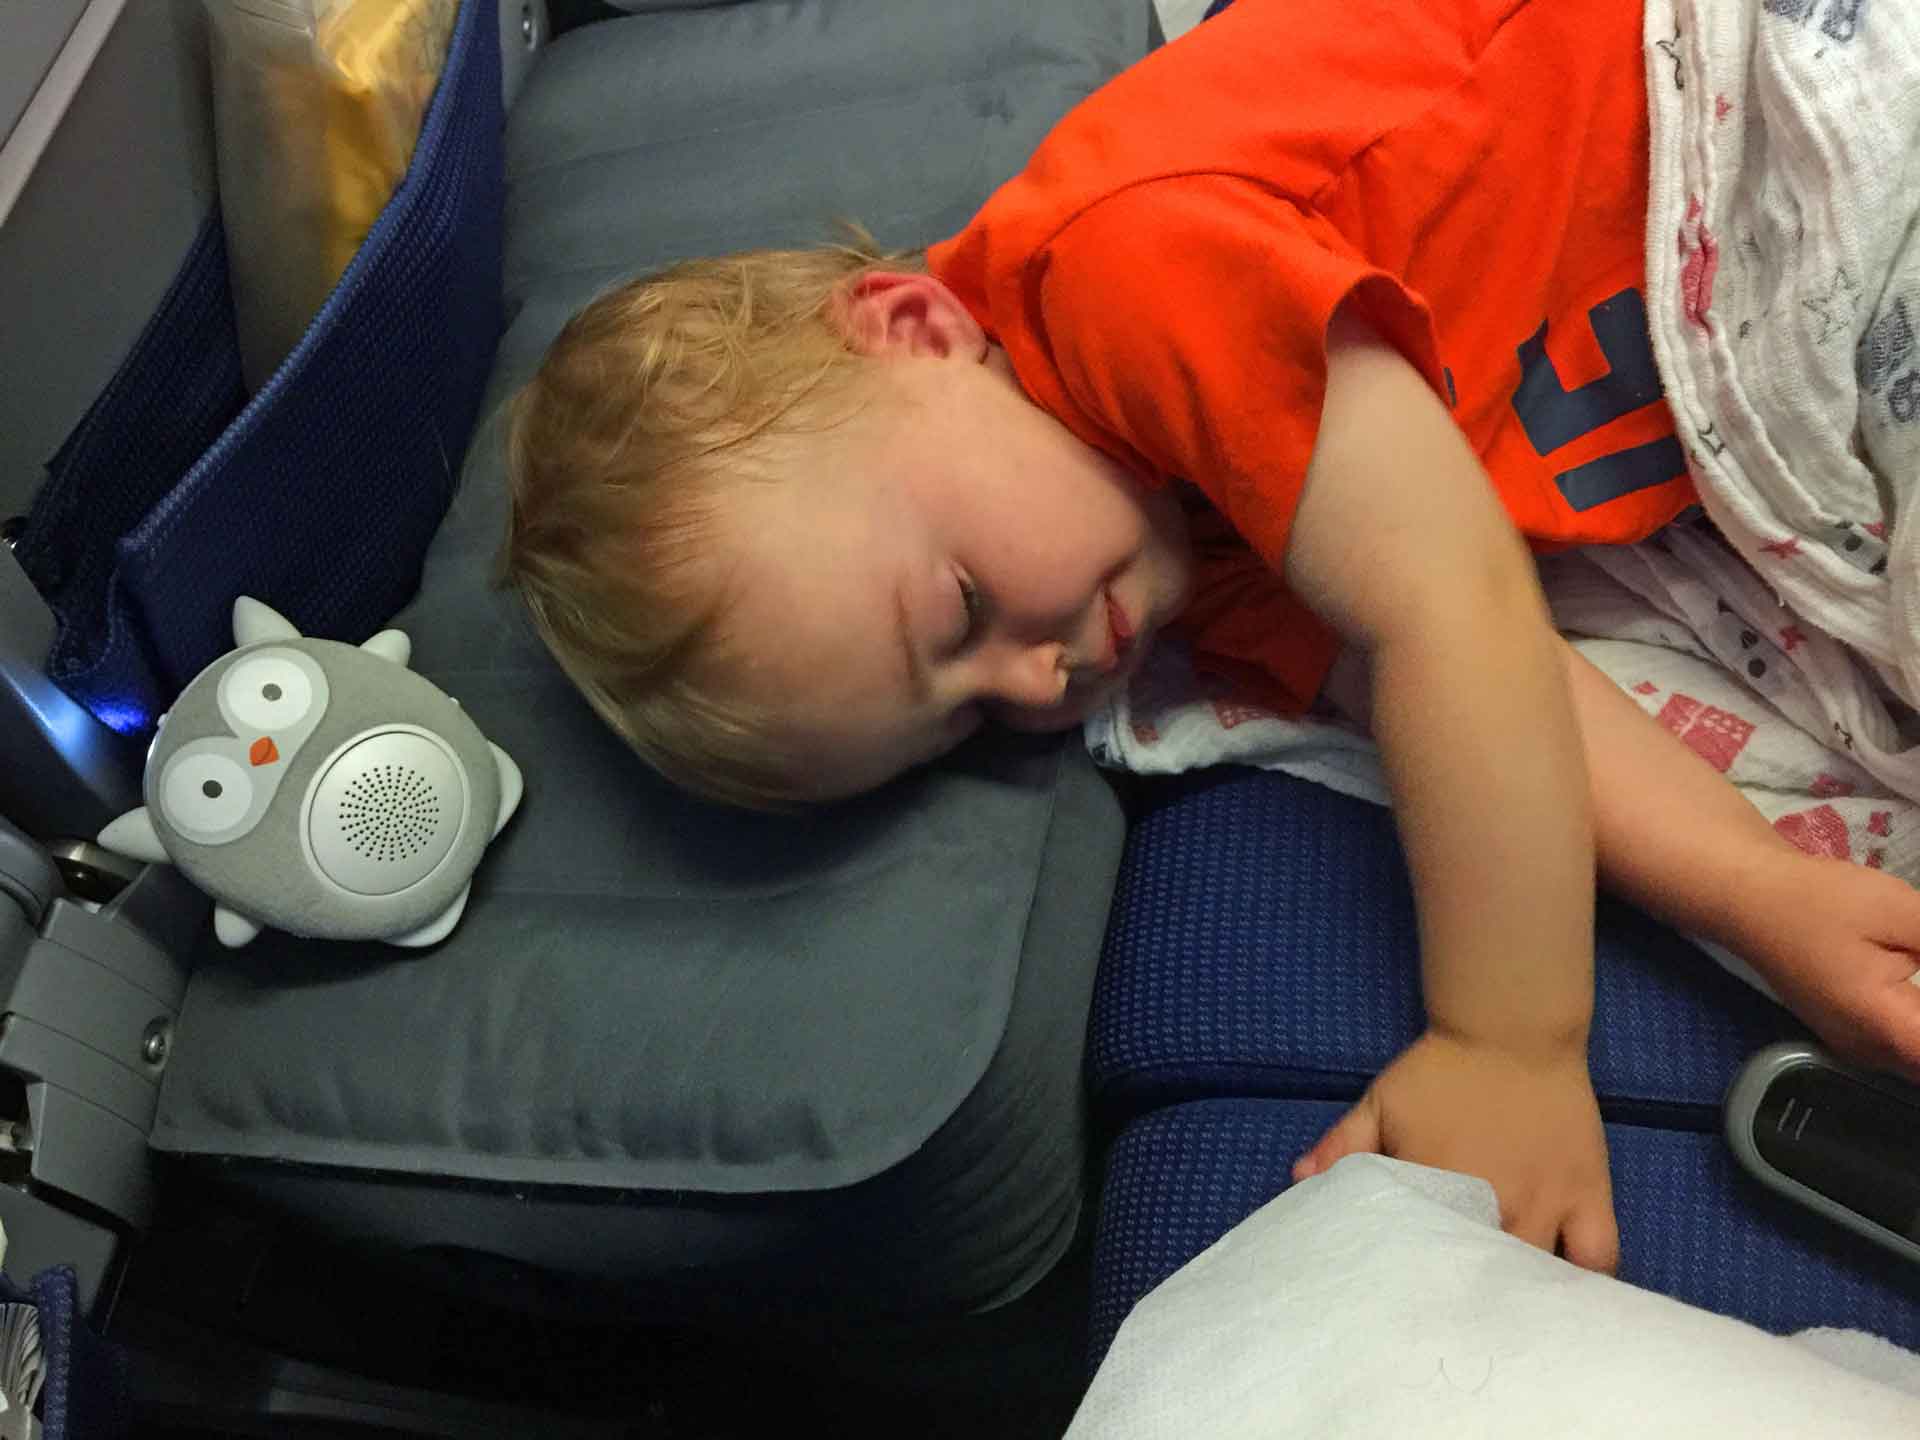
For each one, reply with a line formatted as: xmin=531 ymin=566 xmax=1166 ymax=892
xmin=927 ymin=0 xmax=1694 ymax=713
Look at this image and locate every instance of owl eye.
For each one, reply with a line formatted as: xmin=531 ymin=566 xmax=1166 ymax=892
xmin=223 ymin=655 xmax=315 ymax=731
xmin=161 ymin=752 xmax=255 ymax=835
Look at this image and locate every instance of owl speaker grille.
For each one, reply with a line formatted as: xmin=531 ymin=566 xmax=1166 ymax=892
xmin=339 ymin=765 xmax=440 ymax=862
xmin=308 ymin=730 xmax=465 ymax=895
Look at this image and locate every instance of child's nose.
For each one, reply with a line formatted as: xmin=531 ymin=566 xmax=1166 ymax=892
xmin=982 ymin=640 xmax=1068 ymax=710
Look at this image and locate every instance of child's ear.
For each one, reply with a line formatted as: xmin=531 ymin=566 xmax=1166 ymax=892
xmin=838 ymin=272 xmax=987 ymax=362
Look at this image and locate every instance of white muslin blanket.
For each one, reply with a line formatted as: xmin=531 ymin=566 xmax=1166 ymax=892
xmin=1067 ymin=1154 xmax=1920 ymax=1439
xmin=1642 ymin=0 xmax=1920 ymax=795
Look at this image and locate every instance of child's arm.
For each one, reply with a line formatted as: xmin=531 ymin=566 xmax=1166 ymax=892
xmin=1563 ymin=646 xmax=1920 ymax=1081
xmin=1345 ymin=589 xmax=1920 ymax=1079
xmin=1283 ymin=307 xmax=1616 ymax=1270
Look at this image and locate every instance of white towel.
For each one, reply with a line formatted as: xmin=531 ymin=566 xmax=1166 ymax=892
xmin=1068 ymin=1154 xmax=1920 ymax=1440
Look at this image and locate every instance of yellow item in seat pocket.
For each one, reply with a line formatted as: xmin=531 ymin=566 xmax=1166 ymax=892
xmin=204 ymin=0 xmax=459 ymax=390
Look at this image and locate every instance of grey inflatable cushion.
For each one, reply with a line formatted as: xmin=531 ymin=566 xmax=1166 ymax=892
xmin=152 ymin=0 xmax=1147 ymax=1318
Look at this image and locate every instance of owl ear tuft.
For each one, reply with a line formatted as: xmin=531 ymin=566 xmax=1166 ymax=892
xmin=213 ymin=906 xmax=262 ymax=948
xmin=232 ymin=596 xmax=302 ymax=648
xmin=98 ymin=808 xmax=170 ymax=865
xmin=390 ymin=882 xmax=470 ymax=948
xmin=359 ymin=629 xmax=412 ymax=668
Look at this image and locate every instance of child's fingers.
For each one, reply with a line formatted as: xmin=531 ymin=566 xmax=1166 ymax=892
xmin=1291 ymin=1096 xmax=1382 ymax=1184
xmin=1558 ymin=1197 xmax=1621 ymax=1275
xmin=1862 ymin=974 xmax=1920 ymax=1082
xmin=1509 ymin=1213 xmax=1560 ymax=1255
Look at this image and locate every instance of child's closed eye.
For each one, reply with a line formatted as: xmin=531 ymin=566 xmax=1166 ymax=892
xmin=953 ymin=574 xmax=986 ymax=650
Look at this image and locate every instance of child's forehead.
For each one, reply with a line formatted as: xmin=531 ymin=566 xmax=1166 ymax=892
xmin=712 ymin=480 xmax=903 ymax=649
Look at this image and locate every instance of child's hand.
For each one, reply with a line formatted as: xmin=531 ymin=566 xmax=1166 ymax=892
xmin=1292 ymin=1029 xmax=1619 ymax=1273
xmin=1741 ymin=855 xmax=1920 ymax=1083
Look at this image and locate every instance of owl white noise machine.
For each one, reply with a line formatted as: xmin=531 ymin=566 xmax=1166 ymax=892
xmin=96 ymin=596 xmax=523 ymax=949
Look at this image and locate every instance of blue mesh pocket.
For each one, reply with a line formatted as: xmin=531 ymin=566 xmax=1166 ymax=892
xmin=17 ymin=0 xmax=505 ymax=733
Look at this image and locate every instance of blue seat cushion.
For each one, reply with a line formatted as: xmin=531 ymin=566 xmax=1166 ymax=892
xmin=1092 ymin=768 xmax=1808 ymax=1124
xmin=1088 ymin=1098 xmax=1920 ymax=1372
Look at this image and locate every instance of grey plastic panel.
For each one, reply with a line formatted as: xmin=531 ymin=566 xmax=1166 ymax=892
xmin=9 ymin=930 xmax=173 ymax=1079
xmin=24 ymin=1083 xmax=151 ymax=1227
xmin=0 ymin=832 xmax=175 ymax=1234
xmin=0 ymin=0 xmax=91 ymax=145
xmin=0 ymin=1014 xmax=156 ymax=1133
xmin=40 ymin=898 xmax=187 ymax=1013
xmin=0 ymin=0 xmax=215 ymax=520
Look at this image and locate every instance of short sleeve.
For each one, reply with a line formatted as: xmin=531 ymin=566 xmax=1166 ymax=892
xmin=1028 ymin=175 xmax=1446 ymax=710
xmin=1034 ymin=174 xmax=1444 ymax=574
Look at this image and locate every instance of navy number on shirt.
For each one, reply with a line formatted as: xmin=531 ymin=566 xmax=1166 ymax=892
xmin=1510 ymin=286 xmax=1687 ymax=512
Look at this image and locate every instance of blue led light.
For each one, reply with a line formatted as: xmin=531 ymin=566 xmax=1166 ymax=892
xmin=88 ymin=699 xmax=152 ymax=736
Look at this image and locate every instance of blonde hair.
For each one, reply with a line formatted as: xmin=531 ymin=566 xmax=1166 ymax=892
xmin=498 ymin=230 xmax=924 ymax=809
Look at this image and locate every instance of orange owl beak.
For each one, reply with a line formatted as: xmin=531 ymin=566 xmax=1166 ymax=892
xmin=249 ymin=736 xmax=280 ymax=767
